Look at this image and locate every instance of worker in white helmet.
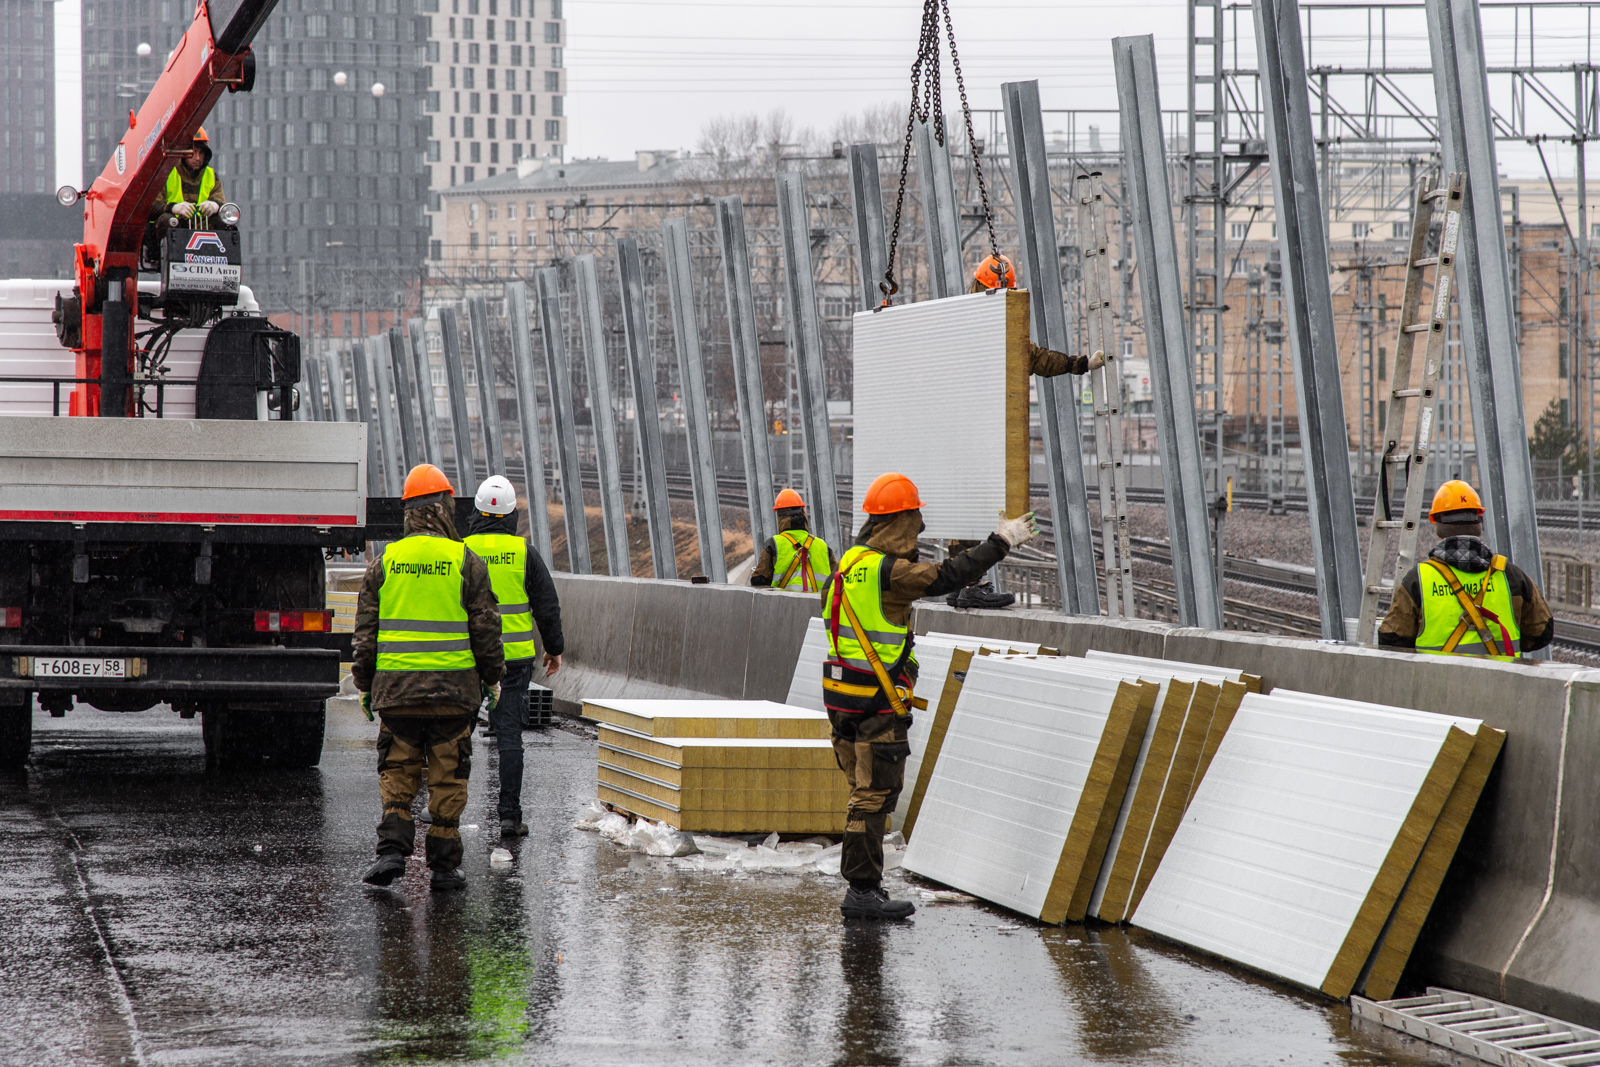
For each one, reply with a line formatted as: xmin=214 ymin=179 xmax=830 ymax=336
xmin=463 ymin=475 xmax=565 ymax=837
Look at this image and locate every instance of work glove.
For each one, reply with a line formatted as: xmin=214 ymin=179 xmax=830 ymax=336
xmin=197 ymin=200 xmax=219 ymax=217
xmin=995 ymin=510 xmax=1039 ymax=549
xmin=360 ymin=692 xmax=373 ymax=722
xmin=170 ymin=201 xmax=196 ymax=219
xmin=1087 ymin=350 xmax=1107 ymax=371
xmin=481 ymin=681 xmax=502 ymax=714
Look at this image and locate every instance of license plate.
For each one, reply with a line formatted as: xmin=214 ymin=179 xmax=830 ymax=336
xmin=28 ymin=657 xmax=128 ymax=679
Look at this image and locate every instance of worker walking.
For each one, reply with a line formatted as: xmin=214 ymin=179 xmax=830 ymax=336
xmin=751 ymin=488 xmax=836 ymax=591
xmin=464 ymin=475 xmax=566 ymax=838
xmin=1379 ymin=480 xmax=1553 ymax=658
xmin=971 ymin=254 xmax=1106 ymax=378
xmin=144 ymin=128 xmax=227 ymax=264
xmin=823 ymin=472 xmax=1039 ymax=920
xmin=356 ymin=464 xmax=506 ymax=892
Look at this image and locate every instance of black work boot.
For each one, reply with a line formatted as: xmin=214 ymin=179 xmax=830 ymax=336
xmin=955 ymin=582 xmax=1015 ymax=610
xmin=500 ymin=819 xmax=529 ymax=837
xmin=430 ymin=867 xmax=467 ymax=892
xmin=841 ymin=884 xmax=916 ymax=920
xmin=362 ymin=853 xmax=407 ymax=887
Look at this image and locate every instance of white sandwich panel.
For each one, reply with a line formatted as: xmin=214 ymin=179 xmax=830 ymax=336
xmin=1131 ymin=692 xmax=1475 ymax=993
xmin=850 ymin=290 xmax=1030 ymax=539
xmin=924 ymin=631 xmax=1043 ymax=654
xmin=902 ymin=656 xmax=1140 ymax=921
xmin=1085 ymin=649 xmax=1245 ymax=685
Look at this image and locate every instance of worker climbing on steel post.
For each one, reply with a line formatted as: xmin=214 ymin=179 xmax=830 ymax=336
xmin=1378 ymin=480 xmax=1553 ymax=658
xmin=823 ymin=472 xmax=1038 ymax=920
xmin=464 ymin=474 xmax=565 ymax=838
xmin=751 ymin=488 xmax=836 ymax=592
xmin=143 ymin=128 xmax=231 ymax=267
xmin=356 ymin=464 xmax=506 ymax=892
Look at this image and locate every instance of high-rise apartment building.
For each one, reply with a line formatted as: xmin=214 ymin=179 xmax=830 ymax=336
xmin=422 ymin=0 xmax=565 ymax=262
xmin=2 ymin=0 xmax=57 ymax=196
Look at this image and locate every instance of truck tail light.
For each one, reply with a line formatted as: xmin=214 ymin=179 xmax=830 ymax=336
xmin=255 ymin=610 xmax=334 ymax=633
xmin=0 ymin=607 xmax=19 ymax=628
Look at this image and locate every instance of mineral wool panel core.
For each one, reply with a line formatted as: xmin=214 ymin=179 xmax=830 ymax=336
xmin=851 ymin=290 xmax=1032 ymax=539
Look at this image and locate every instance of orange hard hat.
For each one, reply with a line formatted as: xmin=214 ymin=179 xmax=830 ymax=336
xmin=402 ymin=463 xmax=454 ymax=502
xmin=192 ymin=127 xmax=209 ymax=142
xmin=773 ymin=488 xmax=806 ymax=511
xmin=974 ymin=254 xmax=1016 ymax=290
xmin=1429 ymin=479 xmax=1484 ymax=522
xmin=862 ymin=472 xmax=923 ymax=515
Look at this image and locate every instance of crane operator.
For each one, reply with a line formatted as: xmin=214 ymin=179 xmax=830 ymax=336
xmin=143 ymin=128 xmax=227 ymax=266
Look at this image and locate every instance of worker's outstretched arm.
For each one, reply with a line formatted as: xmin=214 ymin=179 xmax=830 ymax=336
xmin=1028 ymin=341 xmax=1105 ymax=377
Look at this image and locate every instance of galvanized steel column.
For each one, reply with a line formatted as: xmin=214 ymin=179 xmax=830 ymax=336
xmin=504 ymin=280 xmax=556 ymax=567
xmin=847 ymin=145 xmax=889 ymax=313
xmin=574 ymin=254 xmax=632 ymax=576
xmin=714 ymin=196 xmax=777 ymax=546
xmin=406 ymin=318 xmax=444 ymax=467
xmin=348 ymin=344 xmax=381 ymax=496
xmin=1112 ymin=36 xmax=1225 ymax=629
xmin=1002 ymin=78 xmax=1102 ymax=616
xmin=532 ymin=272 xmax=590 ymax=573
xmin=322 ymin=353 xmax=345 ymax=422
xmin=371 ymin=336 xmax=405 ymax=495
xmin=303 ymin=341 xmax=326 ymax=421
xmin=774 ymin=172 xmax=844 ymax=551
xmin=385 ymin=326 xmax=420 ymax=472
xmin=1426 ymin=0 xmax=1541 ymax=584
xmin=465 ymin=296 xmax=506 ymax=477
xmin=1248 ymin=3 xmax=1364 ymax=638
xmin=914 ymin=117 xmax=966 ymax=299
xmin=617 ymin=237 xmax=678 ymax=579
xmin=437 ymin=307 xmax=478 ymax=491
xmin=662 ymin=217 xmax=727 ymax=582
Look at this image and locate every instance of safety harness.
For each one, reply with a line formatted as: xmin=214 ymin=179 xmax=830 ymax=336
xmin=823 ymin=564 xmax=926 ymax=716
xmin=1423 ymin=555 xmax=1515 ymax=657
xmin=774 ymin=531 xmax=819 ymax=592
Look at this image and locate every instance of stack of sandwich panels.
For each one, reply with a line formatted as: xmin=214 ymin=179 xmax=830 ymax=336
xmin=1131 ymin=690 xmax=1503 ymax=999
xmin=901 ymin=656 xmax=1159 ymax=924
xmin=1080 ymin=650 xmax=1260 ymax=920
xmin=587 ymin=698 xmax=849 ymax=834
xmin=784 ymin=617 xmax=1045 ymax=830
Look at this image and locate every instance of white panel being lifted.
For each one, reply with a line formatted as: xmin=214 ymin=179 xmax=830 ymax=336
xmin=1131 ymin=691 xmax=1478 ymax=998
xmin=0 ymin=416 xmax=367 ymax=526
xmin=851 ymin=290 xmax=1032 ymax=539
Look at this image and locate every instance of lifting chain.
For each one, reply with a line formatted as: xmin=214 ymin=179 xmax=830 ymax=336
xmin=880 ymin=0 xmax=1000 ymax=306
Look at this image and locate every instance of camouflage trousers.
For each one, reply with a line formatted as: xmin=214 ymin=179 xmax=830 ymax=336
xmin=375 ymin=712 xmax=474 ymax=872
xmin=828 ymin=709 xmax=911 ymax=886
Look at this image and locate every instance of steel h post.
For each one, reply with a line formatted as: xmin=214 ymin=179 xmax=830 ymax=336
xmin=385 ymin=326 xmax=421 ymax=471
xmin=714 ymin=196 xmax=777 ymax=545
xmin=530 ymin=272 xmax=588 ymax=573
xmin=662 ymin=217 xmax=727 ymax=582
xmin=466 ymin=296 xmax=506 ymax=476
xmin=1251 ymin=0 xmax=1365 ymax=638
xmin=322 ymin=354 xmax=345 ymax=422
xmin=406 ymin=318 xmax=444 ymax=467
xmin=349 ymin=341 xmax=382 ymax=497
xmin=436 ymin=307 xmax=479 ymax=492
xmin=303 ymin=341 xmax=326 ymax=421
xmin=1113 ymin=37 xmax=1225 ymax=629
xmin=775 ymin=172 xmax=843 ymax=551
xmin=574 ymin=254 xmax=632 ymax=576
xmin=914 ymin=117 xmax=966 ymax=300
xmin=1426 ymin=0 xmax=1543 ymax=593
xmin=847 ymin=144 xmax=889 ymax=314
xmin=371 ymin=336 xmax=405 ymax=495
xmin=617 ymin=237 xmax=678 ymax=579
xmin=1001 ymin=78 xmax=1101 ymax=615
xmin=505 ymin=280 xmax=557 ymax=567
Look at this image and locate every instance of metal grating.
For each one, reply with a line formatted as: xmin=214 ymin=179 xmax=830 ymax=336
xmin=1352 ymin=988 xmax=1600 ymax=1067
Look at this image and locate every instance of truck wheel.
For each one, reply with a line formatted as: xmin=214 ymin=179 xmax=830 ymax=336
xmin=267 ymin=704 xmax=325 ymax=768
xmin=0 ymin=707 xmax=30 ymax=767
xmin=201 ymin=708 xmax=255 ymax=769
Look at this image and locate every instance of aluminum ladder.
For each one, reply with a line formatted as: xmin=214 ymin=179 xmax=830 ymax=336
xmin=1077 ymin=171 xmax=1134 ymax=617
xmin=1353 ymin=987 xmax=1600 ymax=1066
xmin=1355 ymin=173 xmax=1467 ymax=644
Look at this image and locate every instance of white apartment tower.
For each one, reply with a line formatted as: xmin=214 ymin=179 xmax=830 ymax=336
xmin=424 ymin=0 xmax=565 ymax=262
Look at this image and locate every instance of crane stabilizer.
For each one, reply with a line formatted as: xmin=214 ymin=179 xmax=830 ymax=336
xmin=56 ymin=0 xmax=280 ymax=417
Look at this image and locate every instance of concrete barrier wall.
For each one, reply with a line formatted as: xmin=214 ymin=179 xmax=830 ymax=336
xmin=549 ymin=573 xmax=1600 ymax=1026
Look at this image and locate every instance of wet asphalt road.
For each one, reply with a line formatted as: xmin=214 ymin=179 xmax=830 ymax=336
xmin=1 ymin=699 xmax=1474 ymax=1067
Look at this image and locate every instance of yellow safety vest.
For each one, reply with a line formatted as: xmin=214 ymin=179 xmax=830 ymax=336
xmin=1416 ymin=557 xmax=1520 ymax=660
xmin=822 ymin=545 xmax=917 ymax=714
xmin=376 ymin=534 xmax=476 ymax=672
xmin=165 ymin=165 xmax=216 ymax=206
xmin=464 ymin=532 xmax=539 ymax=661
xmin=771 ymin=529 xmax=831 ymax=592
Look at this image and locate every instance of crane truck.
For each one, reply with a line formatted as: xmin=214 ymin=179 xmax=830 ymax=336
xmin=0 ymin=0 xmax=401 ymax=768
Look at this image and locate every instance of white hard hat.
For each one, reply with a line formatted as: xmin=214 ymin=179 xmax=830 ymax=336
xmin=475 ymin=475 xmax=517 ymax=515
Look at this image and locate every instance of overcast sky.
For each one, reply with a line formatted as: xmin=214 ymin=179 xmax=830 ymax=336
xmin=561 ymin=0 xmax=1597 ymax=180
